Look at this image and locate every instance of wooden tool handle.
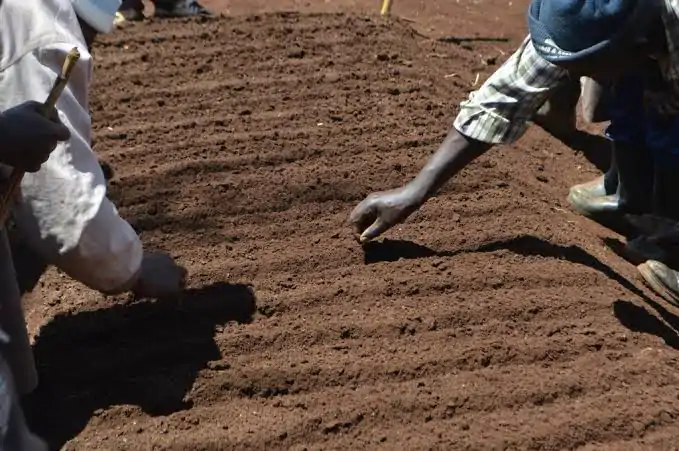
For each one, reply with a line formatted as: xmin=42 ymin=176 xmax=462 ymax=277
xmin=0 ymin=47 xmax=81 ymax=225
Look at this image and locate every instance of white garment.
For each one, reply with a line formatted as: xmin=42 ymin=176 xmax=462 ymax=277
xmin=0 ymin=0 xmax=143 ymax=293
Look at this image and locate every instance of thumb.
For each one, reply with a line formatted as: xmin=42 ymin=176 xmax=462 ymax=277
xmin=359 ymin=217 xmax=389 ymax=243
xmin=45 ymin=120 xmax=71 ymax=141
xmin=349 ymin=200 xmax=375 ymax=234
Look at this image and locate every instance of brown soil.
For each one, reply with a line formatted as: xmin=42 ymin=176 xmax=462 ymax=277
xmin=19 ymin=6 xmax=679 ymax=451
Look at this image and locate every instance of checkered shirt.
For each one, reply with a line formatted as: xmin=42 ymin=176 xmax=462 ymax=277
xmin=453 ymin=0 xmax=679 ymax=144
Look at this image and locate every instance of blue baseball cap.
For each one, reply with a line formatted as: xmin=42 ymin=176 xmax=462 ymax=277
xmin=528 ymin=0 xmax=658 ymax=64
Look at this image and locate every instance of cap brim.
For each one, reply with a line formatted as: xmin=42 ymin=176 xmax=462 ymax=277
xmin=528 ymin=0 xmax=657 ymax=64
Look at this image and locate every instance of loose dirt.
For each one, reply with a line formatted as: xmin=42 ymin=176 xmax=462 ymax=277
xmin=20 ymin=9 xmax=679 ymax=451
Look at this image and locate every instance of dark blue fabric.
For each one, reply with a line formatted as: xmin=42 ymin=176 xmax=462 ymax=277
xmin=528 ymin=0 xmax=649 ymax=63
xmin=605 ymin=70 xmax=679 ymax=168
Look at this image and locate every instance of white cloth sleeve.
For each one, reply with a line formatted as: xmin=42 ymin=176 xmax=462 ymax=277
xmin=2 ymin=43 xmax=143 ymax=293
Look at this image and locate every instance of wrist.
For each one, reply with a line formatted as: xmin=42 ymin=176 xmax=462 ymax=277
xmin=402 ymin=180 xmax=429 ymax=208
xmin=100 ymin=266 xmax=142 ymax=296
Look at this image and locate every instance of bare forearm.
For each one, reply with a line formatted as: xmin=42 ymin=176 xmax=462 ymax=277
xmin=406 ymin=128 xmax=492 ymax=205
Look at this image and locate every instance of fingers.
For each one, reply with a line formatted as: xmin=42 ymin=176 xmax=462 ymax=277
xmin=21 ymin=101 xmax=69 ymax=140
xmin=349 ymin=195 xmax=394 ymax=243
xmin=45 ymin=106 xmax=61 ymax=122
xmin=49 ymin=122 xmax=71 ymax=141
xmin=14 ymin=142 xmax=51 ymax=172
xmin=348 ymin=200 xmax=376 ymax=235
xmin=39 ymin=106 xmax=71 ymax=141
xmin=23 ymin=100 xmax=45 ymax=112
xmin=359 ymin=217 xmax=389 ymax=243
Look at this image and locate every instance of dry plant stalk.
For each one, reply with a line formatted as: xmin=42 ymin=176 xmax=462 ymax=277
xmin=381 ymin=0 xmax=393 ymax=16
xmin=0 ymin=47 xmax=81 ymax=226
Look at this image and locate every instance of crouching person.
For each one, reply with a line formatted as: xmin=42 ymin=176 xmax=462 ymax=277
xmin=0 ymin=0 xmax=188 ymax=395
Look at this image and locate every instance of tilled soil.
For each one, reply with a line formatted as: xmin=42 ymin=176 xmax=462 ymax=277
xmin=21 ymin=11 xmax=679 ymax=450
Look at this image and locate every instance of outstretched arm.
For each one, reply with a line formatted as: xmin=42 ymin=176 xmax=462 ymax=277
xmin=349 ymin=131 xmax=489 ymax=241
xmin=350 ymin=36 xmax=571 ymax=242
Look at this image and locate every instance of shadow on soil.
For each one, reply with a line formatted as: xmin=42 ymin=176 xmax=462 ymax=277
xmin=602 ymin=237 xmax=637 ymax=263
xmin=362 ymin=239 xmax=440 ymax=264
xmin=23 ymin=281 xmax=257 ymax=449
xmin=603 ymin=236 xmax=679 ymax=270
xmin=364 ymin=235 xmax=639 ymax=295
xmin=546 ymin=129 xmax=612 ymax=174
xmin=364 ymin=235 xmax=679 ymax=351
xmin=614 ymin=299 xmax=679 ymax=351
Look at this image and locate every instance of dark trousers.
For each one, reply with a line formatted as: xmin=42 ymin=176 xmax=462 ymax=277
xmin=605 ymin=73 xmax=679 ymax=220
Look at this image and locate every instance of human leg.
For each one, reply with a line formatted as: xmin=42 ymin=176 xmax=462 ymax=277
xmin=624 ymin=112 xmax=679 ymax=265
xmin=567 ymin=75 xmax=654 ymax=222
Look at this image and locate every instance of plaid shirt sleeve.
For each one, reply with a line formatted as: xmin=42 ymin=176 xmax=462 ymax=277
xmin=453 ymin=36 xmax=571 ymax=144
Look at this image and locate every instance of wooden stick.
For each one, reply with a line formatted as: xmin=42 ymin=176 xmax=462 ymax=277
xmin=0 ymin=47 xmax=80 ymax=225
xmin=381 ymin=0 xmax=393 ymax=15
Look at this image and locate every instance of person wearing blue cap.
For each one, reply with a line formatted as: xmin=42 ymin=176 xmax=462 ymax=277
xmin=349 ymin=0 xmax=679 ymax=301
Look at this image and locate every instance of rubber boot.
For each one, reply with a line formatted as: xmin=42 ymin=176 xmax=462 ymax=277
xmin=566 ymin=79 xmax=618 ymax=201
xmin=638 ymin=260 xmax=679 ymax=305
xmin=568 ymin=147 xmax=618 ymax=200
xmin=567 ymin=141 xmax=653 ymax=222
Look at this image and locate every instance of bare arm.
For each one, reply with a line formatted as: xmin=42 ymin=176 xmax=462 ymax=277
xmin=406 ymin=129 xmax=491 ymax=206
xmin=349 ymin=128 xmax=490 ymax=241
xmin=350 ymin=37 xmax=569 ymax=242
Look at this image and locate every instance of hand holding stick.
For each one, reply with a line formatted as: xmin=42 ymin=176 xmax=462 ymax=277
xmin=0 ymin=47 xmax=81 ymax=225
